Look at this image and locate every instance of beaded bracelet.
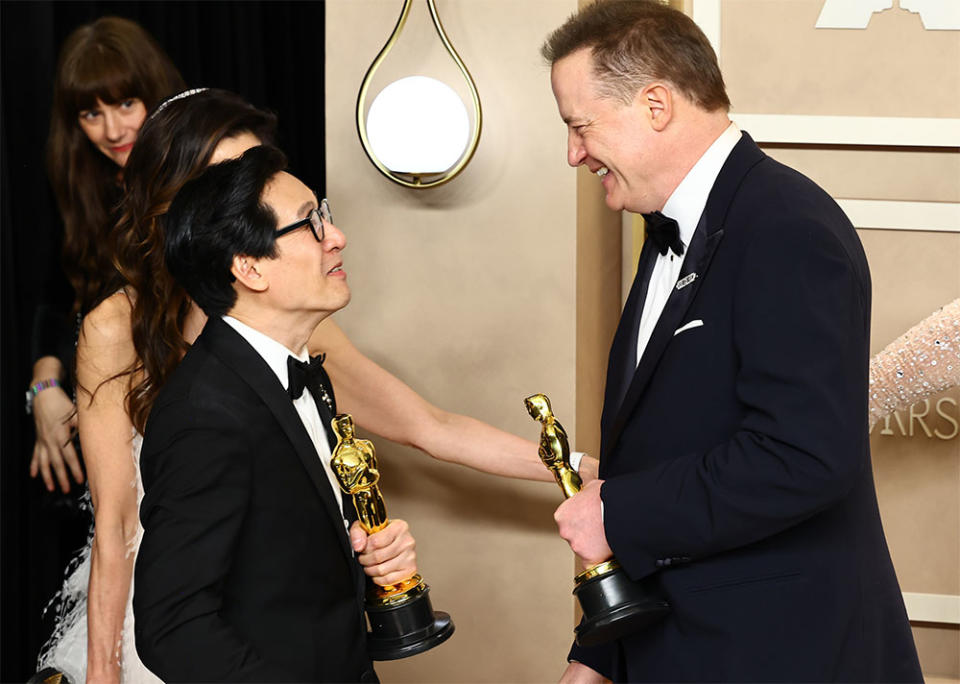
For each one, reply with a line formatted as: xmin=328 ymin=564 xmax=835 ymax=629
xmin=25 ymin=378 xmax=61 ymax=415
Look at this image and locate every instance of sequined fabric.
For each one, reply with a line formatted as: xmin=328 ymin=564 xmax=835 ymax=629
xmin=869 ymin=298 xmax=960 ymax=429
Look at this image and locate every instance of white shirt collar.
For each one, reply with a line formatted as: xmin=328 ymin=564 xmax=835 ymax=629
xmin=662 ymin=121 xmax=741 ymax=246
xmin=222 ymin=316 xmax=308 ymax=390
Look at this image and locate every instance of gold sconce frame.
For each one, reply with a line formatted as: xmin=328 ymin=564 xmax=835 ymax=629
xmin=356 ymin=0 xmax=483 ymax=189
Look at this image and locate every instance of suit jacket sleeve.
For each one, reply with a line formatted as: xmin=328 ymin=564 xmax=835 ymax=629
xmin=601 ymin=205 xmax=870 ymax=579
xmin=134 ymin=393 xmax=299 ymax=682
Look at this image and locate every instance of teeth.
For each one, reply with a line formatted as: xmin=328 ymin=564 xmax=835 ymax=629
xmin=596 ymin=167 xmax=609 ymax=178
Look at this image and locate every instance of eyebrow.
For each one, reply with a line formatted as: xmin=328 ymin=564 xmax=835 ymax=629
xmin=296 ymin=199 xmax=316 ymax=218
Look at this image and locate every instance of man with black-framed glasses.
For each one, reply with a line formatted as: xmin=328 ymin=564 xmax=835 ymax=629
xmin=134 ymin=145 xmax=413 ymax=682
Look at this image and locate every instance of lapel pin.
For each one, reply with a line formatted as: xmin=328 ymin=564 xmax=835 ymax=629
xmin=676 ymin=273 xmax=697 ymax=290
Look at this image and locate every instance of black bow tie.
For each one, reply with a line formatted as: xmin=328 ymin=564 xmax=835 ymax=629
xmin=643 ymin=211 xmax=684 ymax=257
xmin=287 ymin=354 xmax=334 ymax=412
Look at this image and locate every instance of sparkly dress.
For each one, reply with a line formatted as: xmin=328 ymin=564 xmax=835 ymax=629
xmin=869 ymin=298 xmax=960 ymax=429
xmin=37 ymin=431 xmax=162 ymax=683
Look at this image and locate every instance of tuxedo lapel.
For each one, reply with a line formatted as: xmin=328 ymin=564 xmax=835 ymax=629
xmin=303 ymin=362 xmax=339 ymax=452
xmin=601 ymin=242 xmax=658 ymax=440
xmin=201 ymin=318 xmax=354 ymax=562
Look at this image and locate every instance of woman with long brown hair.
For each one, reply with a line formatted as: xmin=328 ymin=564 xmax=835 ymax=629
xmin=29 ymin=16 xmax=183 ymax=495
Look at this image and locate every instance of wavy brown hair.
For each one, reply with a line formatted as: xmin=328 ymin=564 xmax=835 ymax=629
xmin=114 ymin=89 xmax=277 ymax=432
xmin=48 ymin=16 xmax=184 ymax=316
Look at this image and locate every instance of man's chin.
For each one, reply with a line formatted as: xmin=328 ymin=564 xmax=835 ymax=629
xmin=604 ymin=193 xmax=625 ymax=212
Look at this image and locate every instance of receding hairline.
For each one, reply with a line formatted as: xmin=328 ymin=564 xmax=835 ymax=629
xmin=550 ymin=46 xmax=659 ymax=107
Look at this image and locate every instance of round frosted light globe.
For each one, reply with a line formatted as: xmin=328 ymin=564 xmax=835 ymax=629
xmin=366 ymin=76 xmax=470 ymax=174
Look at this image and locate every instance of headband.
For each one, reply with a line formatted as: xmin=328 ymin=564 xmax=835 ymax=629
xmin=149 ymin=87 xmax=210 ymax=121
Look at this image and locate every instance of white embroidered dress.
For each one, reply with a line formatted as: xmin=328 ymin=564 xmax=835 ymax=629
xmin=38 ymin=431 xmax=161 ymax=683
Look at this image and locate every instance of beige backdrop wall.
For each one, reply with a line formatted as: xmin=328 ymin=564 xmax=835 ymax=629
xmin=325 ymin=2 xmax=590 ymax=681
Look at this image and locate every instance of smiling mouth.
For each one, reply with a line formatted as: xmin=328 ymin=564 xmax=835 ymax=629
xmin=596 ymin=167 xmax=609 ymax=178
xmin=328 ymin=265 xmax=343 ymax=275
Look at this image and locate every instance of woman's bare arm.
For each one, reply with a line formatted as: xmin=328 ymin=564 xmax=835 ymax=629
xmin=309 ymin=318 xmax=599 ymax=483
xmin=76 ymin=292 xmax=140 ymax=684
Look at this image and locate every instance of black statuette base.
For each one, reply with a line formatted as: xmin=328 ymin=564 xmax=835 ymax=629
xmin=27 ymin=668 xmax=72 ymax=684
xmin=366 ymin=586 xmax=455 ymax=661
xmin=574 ymin=567 xmax=670 ymax=647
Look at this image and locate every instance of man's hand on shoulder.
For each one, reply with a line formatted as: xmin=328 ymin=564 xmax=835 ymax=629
xmin=554 ymin=479 xmax=612 ymax=566
xmin=351 ymin=519 xmax=417 ymax=586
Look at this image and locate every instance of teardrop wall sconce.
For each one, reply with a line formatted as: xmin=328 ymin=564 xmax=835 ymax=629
xmin=356 ymin=0 xmax=483 ymax=189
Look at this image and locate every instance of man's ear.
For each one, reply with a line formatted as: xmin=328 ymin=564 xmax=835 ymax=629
xmin=636 ymin=83 xmax=672 ymax=132
xmin=230 ymin=254 xmax=269 ymax=293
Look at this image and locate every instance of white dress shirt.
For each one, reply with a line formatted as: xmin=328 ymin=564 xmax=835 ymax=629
xmin=635 ymin=122 xmax=742 ymax=367
xmin=223 ymin=316 xmax=347 ymax=522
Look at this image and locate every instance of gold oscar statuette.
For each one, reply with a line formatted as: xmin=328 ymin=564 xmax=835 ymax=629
xmin=330 ymin=414 xmax=454 ymax=660
xmin=524 ymin=393 xmax=670 ymax=646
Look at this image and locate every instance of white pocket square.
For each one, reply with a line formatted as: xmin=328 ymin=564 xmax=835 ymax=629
xmin=674 ymin=319 xmax=704 ymax=336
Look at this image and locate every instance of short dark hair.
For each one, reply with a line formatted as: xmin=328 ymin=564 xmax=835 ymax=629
xmin=542 ymin=0 xmax=729 ymax=111
xmin=163 ymin=145 xmax=288 ymax=317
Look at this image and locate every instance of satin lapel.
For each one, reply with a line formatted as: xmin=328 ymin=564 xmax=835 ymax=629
xmin=600 ymin=242 xmax=658 ymax=442
xmin=313 ymin=365 xmax=339 ymax=452
xmin=601 ymin=132 xmax=767 ymax=460
xmin=201 ymin=318 xmax=354 ymax=562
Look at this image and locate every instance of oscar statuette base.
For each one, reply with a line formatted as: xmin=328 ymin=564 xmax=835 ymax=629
xmin=365 ymin=576 xmax=455 ymax=661
xmin=573 ymin=560 xmax=670 ymax=647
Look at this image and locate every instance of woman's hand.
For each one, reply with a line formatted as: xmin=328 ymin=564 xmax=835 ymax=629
xmin=30 ymin=385 xmax=83 ymax=492
xmin=578 ymin=455 xmax=600 ymax=485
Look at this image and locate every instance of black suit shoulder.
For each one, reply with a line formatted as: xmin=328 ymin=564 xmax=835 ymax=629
xmin=726 ymin=155 xmax=851 ymax=241
xmin=718 ymin=150 xmax=871 ymax=311
xmin=148 ymin=329 xmax=257 ymax=425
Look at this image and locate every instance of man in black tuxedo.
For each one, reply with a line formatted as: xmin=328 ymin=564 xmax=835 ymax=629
xmin=544 ymin=2 xmax=921 ymax=682
xmin=134 ymin=145 xmax=416 ymax=682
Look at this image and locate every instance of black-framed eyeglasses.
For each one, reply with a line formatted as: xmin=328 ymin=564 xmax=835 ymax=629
xmin=275 ymin=198 xmax=332 ymax=242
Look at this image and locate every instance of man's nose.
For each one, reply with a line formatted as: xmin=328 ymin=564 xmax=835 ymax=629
xmin=323 ymin=221 xmax=347 ymax=250
xmin=567 ymin=132 xmax=586 ymax=167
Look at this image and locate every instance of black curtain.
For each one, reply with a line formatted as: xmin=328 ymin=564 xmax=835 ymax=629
xmin=1 ymin=2 xmax=326 ymax=678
